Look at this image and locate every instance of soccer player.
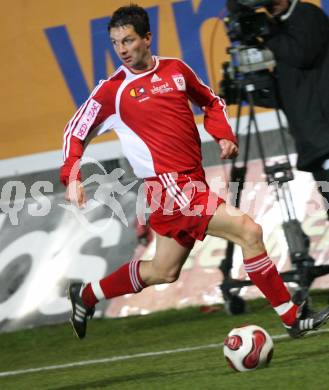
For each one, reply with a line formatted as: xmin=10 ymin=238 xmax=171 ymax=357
xmin=60 ymin=4 xmax=329 ymax=339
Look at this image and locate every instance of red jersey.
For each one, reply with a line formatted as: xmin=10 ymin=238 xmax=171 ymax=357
xmin=60 ymin=56 xmax=236 ymax=185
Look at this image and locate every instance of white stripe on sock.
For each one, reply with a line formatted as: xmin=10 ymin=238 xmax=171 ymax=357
xmin=261 ymin=263 xmax=275 ymax=274
xmin=132 ymin=260 xmax=143 ymax=291
xmin=129 ymin=261 xmax=139 ymax=292
xmin=274 ymin=300 xmax=294 ymax=316
xmin=244 ymin=259 xmax=272 ymax=273
xmin=244 ymin=255 xmax=269 ymax=269
xmin=91 ymin=281 xmax=105 ymax=301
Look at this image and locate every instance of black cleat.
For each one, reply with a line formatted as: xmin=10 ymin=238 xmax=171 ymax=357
xmin=286 ymin=304 xmax=329 ymax=338
xmin=68 ymin=283 xmax=95 ymax=339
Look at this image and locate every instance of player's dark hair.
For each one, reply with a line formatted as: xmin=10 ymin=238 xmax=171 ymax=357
xmin=108 ymin=4 xmax=150 ymax=37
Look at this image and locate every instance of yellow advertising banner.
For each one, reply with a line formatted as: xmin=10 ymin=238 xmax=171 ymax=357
xmin=0 ymin=0 xmax=325 ymax=159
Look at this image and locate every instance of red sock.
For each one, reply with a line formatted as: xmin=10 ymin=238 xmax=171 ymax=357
xmin=244 ymin=251 xmax=298 ymax=326
xmin=82 ymin=260 xmax=146 ymax=308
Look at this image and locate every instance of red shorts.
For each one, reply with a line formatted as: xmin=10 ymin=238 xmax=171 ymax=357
xmin=144 ymin=167 xmax=225 ymax=249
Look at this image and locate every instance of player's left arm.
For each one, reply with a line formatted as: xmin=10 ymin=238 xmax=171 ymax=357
xmin=218 ymin=139 xmax=238 ymax=159
xmin=178 ymin=60 xmax=238 ymax=159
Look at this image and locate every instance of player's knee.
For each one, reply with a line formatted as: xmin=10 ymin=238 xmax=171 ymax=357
xmin=240 ymin=217 xmax=263 ymax=248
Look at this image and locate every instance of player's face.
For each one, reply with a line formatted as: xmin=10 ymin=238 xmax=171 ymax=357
xmin=110 ymin=25 xmax=153 ymax=72
xmin=266 ymin=0 xmax=290 ymax=16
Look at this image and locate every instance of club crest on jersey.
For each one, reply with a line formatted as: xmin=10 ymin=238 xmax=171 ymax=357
xmin=172 ymin=74 xmax=186 ymax=91
xmin=130 ymin=87 xmax=145 ymax=98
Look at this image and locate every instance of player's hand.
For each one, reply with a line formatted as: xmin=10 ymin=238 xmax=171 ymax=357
xmin=65 ymin=180 xmax=86 ymax=208
xmin=219 ymin=139 xmax=239 ymax=159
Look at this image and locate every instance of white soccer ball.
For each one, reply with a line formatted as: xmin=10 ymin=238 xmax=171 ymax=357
xmin=223 ymin=325 xmax=274 ymax=372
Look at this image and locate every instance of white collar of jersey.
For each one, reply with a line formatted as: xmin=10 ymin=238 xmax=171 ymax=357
xmin=122 ymin=56 xmax=160 ymax=79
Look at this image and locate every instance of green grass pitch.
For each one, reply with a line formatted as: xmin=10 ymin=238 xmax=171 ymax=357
xmin=0 ymin=290 xmax=328 ymax=389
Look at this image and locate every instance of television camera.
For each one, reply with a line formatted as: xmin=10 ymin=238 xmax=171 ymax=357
xmin=221 ymin=0 xmax=276 ymax=105
xmin=218 ymin=0 xmax=329 ymax=315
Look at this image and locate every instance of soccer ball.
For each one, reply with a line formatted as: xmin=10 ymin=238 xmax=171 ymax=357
xmin=223 ymin=325 xmax=274 ymax=372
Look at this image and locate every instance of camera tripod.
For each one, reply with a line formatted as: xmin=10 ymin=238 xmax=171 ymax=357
xmin=219 ymin=73 xmax=329 ymax=314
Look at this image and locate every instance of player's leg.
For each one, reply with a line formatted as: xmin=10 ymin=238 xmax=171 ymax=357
xmin=206 ymin=203 xmax=265 ymax=259
xmin=82 ymin=233 xmax=190 ymax=303
xmin=68 ymin=233 xmax=190 ymax=339
xmin=206 ymin=203 xmax=329 ymax=337
xmin=138 ymin=234 xmax=191 ymax=285
xmin=206 ymin=203 xmax=294 ymax=324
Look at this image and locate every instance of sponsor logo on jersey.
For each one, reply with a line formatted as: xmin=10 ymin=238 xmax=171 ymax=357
xmin=172 ymin=74 xmax=186 ymax=91
xmin=138 ymin=97 xmax=150 ymax=103
xmin=73 ymin=99 xmax=101 ymax=140
xmin=129 ymin=87 xmax=145 ymax=98
xmin=150 ymin=73 xmax=162 ymax=83
xmin=150 ymin=82 xmax=174 ymax=95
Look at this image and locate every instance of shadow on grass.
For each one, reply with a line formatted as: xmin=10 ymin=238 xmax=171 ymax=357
xmin=273 ymin=345 xmax=329 ymax=367
xmin=50 ymin=367 xmax=211 ymax=389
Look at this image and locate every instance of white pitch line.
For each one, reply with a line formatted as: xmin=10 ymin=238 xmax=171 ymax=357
xmin=0 ymin=328 xmax=328 ymax=378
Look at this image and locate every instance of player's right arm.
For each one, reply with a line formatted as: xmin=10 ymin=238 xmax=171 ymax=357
xmin=60 ymin=79 xmax=116 ymax=207
xmin=65 ymin=179 xmax=86 ymax=208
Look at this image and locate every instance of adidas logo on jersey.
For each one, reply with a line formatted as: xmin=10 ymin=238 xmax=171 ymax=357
xmin=151 ymin=73 xmax=162 ymax=83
